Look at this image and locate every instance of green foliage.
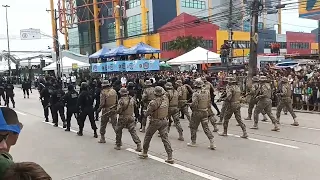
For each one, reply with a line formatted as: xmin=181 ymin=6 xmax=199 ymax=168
xmin=168 ymin=35 xmax=204 ymax=54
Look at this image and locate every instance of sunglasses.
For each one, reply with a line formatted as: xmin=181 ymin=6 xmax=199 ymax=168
xmin=0 ymin=133 xmax=9 ymax=143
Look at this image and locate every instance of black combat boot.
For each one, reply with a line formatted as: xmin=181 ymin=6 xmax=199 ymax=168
xmin=93 ymin=130 xmax=98 ymax=138
xmin=77 ymin=129 xmax=83 ymax=136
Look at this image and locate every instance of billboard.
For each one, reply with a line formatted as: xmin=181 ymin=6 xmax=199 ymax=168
xmin=299 ymin=0 xmax=320 ymax=20
xmin=91 ymin=60 xmax=160 ymax=73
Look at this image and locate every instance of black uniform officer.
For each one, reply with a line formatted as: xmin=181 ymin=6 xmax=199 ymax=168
xmin=0 ymin=80 xmax=6 ymax=105
xmin=22 ymin=79 xmax=30 ymax=98
xmin=40 ymin=82 xmax=51 ymax=122
xmin=5 ymin=80 xmax=15 ymax=108
xmin=62 ymin=85 xmax=79 ymax=131
xmin=94 ymin=81 xmax=102 ymax=121
xmin=76 ymin=82 xmax=98 ymax=138
xmin=50 ymin=84 xmax=66 ymax=127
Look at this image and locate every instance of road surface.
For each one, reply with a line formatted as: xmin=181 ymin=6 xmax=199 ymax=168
xmin=9 ymin=88 xmax=320 ymax=180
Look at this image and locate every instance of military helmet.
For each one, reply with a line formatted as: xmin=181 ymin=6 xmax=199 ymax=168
xmin=127 ymin=82 xmax=134 ymax=87
xmin=154 ymin=86 xmax=165 ymax=96
xmin=145 ymin=80 xmax=152 ymax=86
xmin=175 ymin=80 xmax=183 ymax=86
xmin=227 ymin=77 xmax=237 ymax=83
xmin=102 ymin=80 xmax=111 ymax=86
xmin=193 ymin=80 xmax=204 ymax=88
xmin=281 ymin=77 xmax=289 ymax=83
xmin=259 ymin=76 xmax=268 ymax=82
xmin=81 ymin=82 xmax=88 ymax=88
xmin=119 ymin=87 xmax=129 ymax=95
xmin=165 ymin=82 xmax=173 ymax=89
xmin=252 ymin=76 xmax=260 ymax=82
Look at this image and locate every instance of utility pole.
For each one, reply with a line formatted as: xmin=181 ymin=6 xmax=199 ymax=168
xmin=2 ymin=5 xmax=11 ymax=77
xmin=227 ymin=0 xmax=233 ymax=71
xmin=318 ymin=20 xmax=320 ymax=61
xmin=248 ymin=0 xmax=261 ymax=87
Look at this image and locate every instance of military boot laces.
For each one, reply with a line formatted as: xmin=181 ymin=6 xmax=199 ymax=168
xmin=208 ymin=139 xmax=216 ymax=150
xmin=165 ymin=154 xmax=174 ymax=164
xmin=250 ymin=123 xmax=258 ymax=130
xmin=98 ymin=136 xmax=106 ymax=143
xmin=139 ymin=150 xmax=148 ymax=159
xmin=135 ymin=143 xmax=142 ymax=152
xmin=291 ymin=119 xmax=299 ymax=126
xmin=187 ymin=142 xmax=197 ymax=147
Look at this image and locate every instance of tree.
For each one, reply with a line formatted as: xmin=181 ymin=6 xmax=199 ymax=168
xmin=168 ymin=35 xmax=204 ymax=54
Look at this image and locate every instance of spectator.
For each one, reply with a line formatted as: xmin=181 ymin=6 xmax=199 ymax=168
xmin=3 ymin=162 xmax=51 ymax=180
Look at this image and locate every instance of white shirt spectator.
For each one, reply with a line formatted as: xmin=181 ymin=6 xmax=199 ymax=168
xmin=121 ymin=77 xmax=127 ymax=86
xmin=71 ymin=76 xmax=76 ymax=83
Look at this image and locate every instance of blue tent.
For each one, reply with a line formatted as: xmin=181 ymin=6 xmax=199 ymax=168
xmin=126 ymin=42 xmax=160 ymax=54
xmin=103 ymin=45 xmax=129 ymax=57
xmin=89 ymin=47 xmax=110 ymax=58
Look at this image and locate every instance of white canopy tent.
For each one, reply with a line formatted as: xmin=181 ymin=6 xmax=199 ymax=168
xmin=0 ymin=61 xmax=16 ymax=72
xmin=167 ymin=47 xmax=221 ymax=65
xmin=42 ymin=57 xmax=90 ymax=71
xmin=19 ymin=57 xmax=53 ymax=66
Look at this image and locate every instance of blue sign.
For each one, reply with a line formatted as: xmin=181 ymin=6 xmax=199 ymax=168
xmin=243 ymin=21 xmax=264 ymax=32
xmin=91 ymin=60 xmax=160 ymax=73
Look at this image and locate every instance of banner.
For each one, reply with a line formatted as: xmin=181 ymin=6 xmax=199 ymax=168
xmin=91 ymin=60 xmax=160 ymax=73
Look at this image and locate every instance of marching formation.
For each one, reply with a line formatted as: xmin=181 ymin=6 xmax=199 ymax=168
xmin=36 ymin=74 xmax=298 ymax=164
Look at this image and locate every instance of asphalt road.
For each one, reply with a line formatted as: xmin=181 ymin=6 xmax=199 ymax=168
xmin=8 ymin=88 xmax=320 ymax=180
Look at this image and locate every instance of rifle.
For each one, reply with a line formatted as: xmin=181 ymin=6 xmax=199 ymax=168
xmin=96 ymin=104 xmax=117 ymax=119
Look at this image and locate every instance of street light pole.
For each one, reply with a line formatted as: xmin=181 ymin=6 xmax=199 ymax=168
xmin=2 ymin=5 xmax=11 ymax=77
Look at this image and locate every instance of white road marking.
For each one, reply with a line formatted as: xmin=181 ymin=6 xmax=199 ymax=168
xmin=126 ymin=148 xmax=222 ymax=180
xmin=15 ymin=110 xmax=27 ymax=116
xmin=227 ymin=133 xmax=300 ymax=149
xmin=260 ymin=121 xmax=320 ymax=131
xmin=42 ymin=121 xmax=78 ymax=133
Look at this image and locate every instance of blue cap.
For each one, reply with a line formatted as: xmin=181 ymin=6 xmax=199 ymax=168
xmin=0 ymin=108 xmax=21 ymax=134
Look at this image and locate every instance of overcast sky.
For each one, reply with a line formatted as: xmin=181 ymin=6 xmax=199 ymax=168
xmin=0 ymin=0 xmax=318 ymax=52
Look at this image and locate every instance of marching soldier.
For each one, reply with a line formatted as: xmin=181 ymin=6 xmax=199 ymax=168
xmin=165 ymin=82 xmax=184 ymax=141
xmin=188 ymin=80 xmax=216 ymax=150
xmin=62 ymin=85 xmax=79 ymax=132
xmin=217 ymin=78 xmax=230 ymax=125
xmin=202 ymin=77 xmax=221 ymax=116
xmin=140 ymin=80 xmax=155 ymax=133
xmin=5 ymin=80 xmax=15 ymax=108
xmin=97 ymin=80 xmax=118 ymax=143
xmin=251 ymin=76 xmax=280 ymax=131
xmin=175 ymin=80 xmax=191 ymax=124
xmin=114 ymin=88 xmax=142 ymax=152
xmin=276 ymin=77 xmax=299 ymax=126
xmin=0 ymin=79 xmax=6 ymax=105
xmin=219 ymin=77 xmax=248 ymax=138
xmin=77 ymin=82 xmax=98 ymax=138
xmin=50 ymin=84 xmax=66 ymax=127
xmin=127 ymin=82 xmax=140 ymax=123
xmin=202 ymin=77 xmax=219 ymax=132
xmin=139 ymin=86 xmax=174 ymax=164
xmin=40 ymin=82 xmax=51 ymax=122
xmin=244 ymin=76 xmax=268 ymax=121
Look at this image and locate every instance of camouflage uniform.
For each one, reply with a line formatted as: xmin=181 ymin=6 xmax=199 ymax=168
xmin=141 ymin=80 xmax=155 ymax=133
xmin=165 ymin=82 xmax=184 ymax=141
xmin=276 ymin=77 xmax=299 ymax=126
xmin=251 ymin=76 xmax=280 ymax=131
xmin=114 ymin=88 xmax=142 ymax=151
xmin=139 ymin=86 xmax=174 ymax=164
xmin=219 ymin=77 xmax=248 ymax=138
xmin=245 ymin=76 xmax=268 ymax=121
xmin=202 ymin=77 xmax=219 ymax=132
xmin=188 ymin=80 xmax=216 ymax=150
xmin=175 ymin=80 xmax=191 ymax=124
xmin=98 ymin=80 xmax=118 ymax=143
xmin=217 ymin=81 xmax=229 ymax=125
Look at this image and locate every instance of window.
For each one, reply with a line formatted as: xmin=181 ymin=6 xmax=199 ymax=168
xmin=181 ymin=0 xmax=206 ymax=9
xmin=126 ymin=0 xmax=141 ymax=9
xmin=202 ymin=40 xmax=213 ymax=49
xmin=107 ymin=22 xmax=116 ymax=41
xmin=265 ymin=41 xmax=287 ymax=49
xmin=126 ymin=14 xmax=142 ymax=37
xmin=289 ymin=42 xmax=310 ymax=49
xmin=162 ymin=42 xmax=171 ymax=51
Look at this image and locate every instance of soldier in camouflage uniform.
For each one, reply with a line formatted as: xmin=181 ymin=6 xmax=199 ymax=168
xmin=202 ymin=77 xmax=219 ymax=132
xmin=165 ymin=82 xmax=184 ymax=141
xmin=139 ymin=86 xmax=174 ymax=164
xmin=245 ymin=76 xmax=268 ymax=121
xmin=140 ymin=80 xmax=155 ymax=133
xmin=97 ymin=80 xmax=118 ymax=143
xmin=217 ymin=78 xmax=230 ymax=125
xmin=114 ymin=88 xmax=142 ymax=151
xmin=219 ymin=77 xmax=248 ymax=138
xmin=175 ymin=80 xmax=191 ymax=124
xmin=251 ymin=76 xmax=280 ymax=131
xmin=276 ymin=77 xmax=299 ymax=126
xmin=187 ymin=80 xmax=216 ymax=150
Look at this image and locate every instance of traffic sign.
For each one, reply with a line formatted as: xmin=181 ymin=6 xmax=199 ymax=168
xmin=20 ymin=29 xmax=41 ymax=40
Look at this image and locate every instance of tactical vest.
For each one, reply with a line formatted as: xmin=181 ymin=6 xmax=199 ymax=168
xmin=145 ymin=87 xmax=155 ymax=101
xmin=282 ymin=84 xmax=292 ymax=98
xmin=120 ymin=97 xmax=134 ymax=116
xmin=197 ymin=90 xmax=209 ymax=110
xmin=152 ymin=97 xmax=169 ymax=119
xmin=103 ymin=88 xmax=117 ymax=108
xmin=261 ymin=83 xmax=272 ymax=99
xmin=178 ymin=85 xmax=188 ymax=100
xmin=230 ymin=85 xmax=241 ymax=102
xmin=204 ymin=82 xmax=211 ymax=92
xmin=168 ymin=89 xmax=179 ymax=107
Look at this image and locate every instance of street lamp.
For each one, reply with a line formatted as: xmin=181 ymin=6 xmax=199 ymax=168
xmin=2 ymin=5 xmax=11 ymax=77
